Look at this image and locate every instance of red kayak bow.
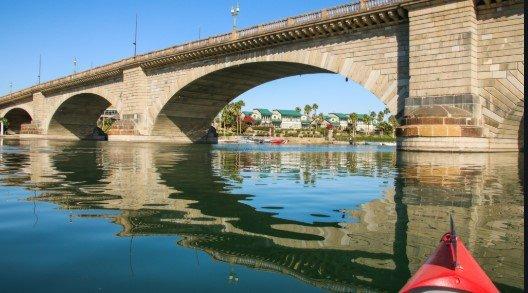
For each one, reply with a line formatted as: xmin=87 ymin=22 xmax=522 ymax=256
xmin=400 ymin=216 xmax=498 ymax=293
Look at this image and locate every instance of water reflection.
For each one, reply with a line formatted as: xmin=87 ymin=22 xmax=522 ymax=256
xmin=0 ymin=139 xmax=523 ymax=292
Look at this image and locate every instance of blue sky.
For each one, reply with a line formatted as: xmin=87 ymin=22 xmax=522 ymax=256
xmin=0 ymin=0 xmax=385 ymax=114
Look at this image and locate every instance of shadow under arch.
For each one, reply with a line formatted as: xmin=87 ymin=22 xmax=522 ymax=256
xmin=150 ymin=59 xmax=402 ymax=142
xmin=3 ymin=107 xmax=33 ymax=134
xmin=47 ymin=93 xmax=111 ymax=139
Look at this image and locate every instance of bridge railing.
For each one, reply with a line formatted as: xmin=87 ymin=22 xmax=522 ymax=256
xmin=0 ymin=0 xmax=403 ymax=102
xmin=135 ymin=0 xmax=402 ymax=60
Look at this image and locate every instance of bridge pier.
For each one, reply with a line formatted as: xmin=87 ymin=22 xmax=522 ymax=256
xmin=396 ymin=0 xmax=523 ymax=152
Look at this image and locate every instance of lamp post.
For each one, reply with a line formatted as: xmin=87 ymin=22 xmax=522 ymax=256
xmin=73 ymin=58 xmax=77 ymax=74
xmin=230 ymin=2 xmax=240 ymax=30
xmin=9 ymin=82 xmax=12 ymax=93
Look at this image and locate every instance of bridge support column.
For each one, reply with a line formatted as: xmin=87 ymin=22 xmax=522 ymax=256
xmin=17 ymin=92 xmax=45 ymax=136
xmin=109 ymin=66 xmax=148 ymax=139
xmin=397 ymin=0 xmax=496 ymax=152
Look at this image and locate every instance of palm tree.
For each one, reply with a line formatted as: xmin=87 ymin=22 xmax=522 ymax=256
xmin=234 ymin=100 xmax=245 ymax=135
xmin=363 ymin=115 xmax=373 ymax=135
xmin=349 ymin=112 xmax=358 ymax=139
xmin=383 ymin=107 xmax=390 ymax=116
xmin=0 ymin=117 xmax=8 ymax=135
xmin=221 ymin=100 xmax=245 ymax=135
xmin=377 ymin=111 xmax=385 ymax=136
xmin=389 ymin=115 xmax=399 ymax=137
xmin=295 ymin=106 xmax=301 ymax=113
xmin=304 ymin=104 xmax=312 ymax=116
xmin=312 ymin=103 xmax=318 ymax=118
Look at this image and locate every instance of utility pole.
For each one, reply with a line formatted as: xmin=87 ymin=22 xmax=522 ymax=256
xmin=133 ymin=14 xmax=138 ymax=58
xmin=230 ymin=2 xmax=240 ymax=31
xmin=38 ymin=54 xmax=42 ymax=84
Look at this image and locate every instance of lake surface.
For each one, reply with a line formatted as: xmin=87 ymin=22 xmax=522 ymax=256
xmin=0 ymin=139 xmax=523 ymax=292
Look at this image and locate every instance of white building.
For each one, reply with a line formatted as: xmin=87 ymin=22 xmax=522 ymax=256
xmin=251 ymin=109 xmax=273 ymax=126
xmin=271 ymin=110 xmax=302 ymax=129
xmin=328 ymin=113 xmax=349 ymax=130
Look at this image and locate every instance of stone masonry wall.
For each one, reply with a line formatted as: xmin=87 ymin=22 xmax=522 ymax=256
xmin=476 ymin=1 xmax=524 ymax=140
xmin=144 ymin=22 xmax=409 ymax=138
xmin=406 ymin=0 xmax=480 ymax=117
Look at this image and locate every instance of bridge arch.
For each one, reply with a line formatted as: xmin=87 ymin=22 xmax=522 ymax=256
xmin=149 ymin=51 xmax=405 ymax=142
xmin=47 ymin=92 xmax=115 ymax=139
xmin=1 ymin=106 xmax=33 ymax=134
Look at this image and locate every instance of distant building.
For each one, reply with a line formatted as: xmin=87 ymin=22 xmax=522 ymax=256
xmin=251 ymin=109 xmax=273 ymax=126
xmin=355 ymin=114 xmax=375 ymax=133
xmin=320 ymin=115 xmax=337 ymax=129
xmin=271 ymin=110 xmax=302 ymax=129
xmin=100 ymin=107 xmax=119 ymax=120
xmin=328 ymin=113 xmax=349 ymax=130
xmin=240 ymin=111 xmax=255 ymax=124
xmin=98 ymin=107 xmax=119 ymax=124
xmin=300 ymin=114 xmax=312 ymax=129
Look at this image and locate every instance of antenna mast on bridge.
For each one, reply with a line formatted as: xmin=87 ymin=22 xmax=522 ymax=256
xmin=133 ymin=14 xmax=138 ymax=58
xmin=230 ymin=2 xmax=240 ymax=31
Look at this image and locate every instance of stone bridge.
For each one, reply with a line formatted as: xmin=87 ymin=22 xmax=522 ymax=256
xmin=0 ymin=0 xmax=523 ymax=151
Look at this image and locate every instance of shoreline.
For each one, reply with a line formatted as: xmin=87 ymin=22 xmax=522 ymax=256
xmin=218 ymin=136 xmax=396 ymax=146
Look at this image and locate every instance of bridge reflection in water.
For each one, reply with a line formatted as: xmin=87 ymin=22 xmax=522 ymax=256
xmin=0 ymin=139 xmax=523 ymax=292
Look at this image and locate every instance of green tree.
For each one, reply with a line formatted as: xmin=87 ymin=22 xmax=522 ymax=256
xmin=377 ymin=121 xmax=394 ymax=136
xmin=295 ymin=106 xmax=301 ymax=113
xmin=234 ymin=100 xmax=245 ymax=135
xmin=363 ymin=114 xmax=373 ymax=135
xmin=369 ymin=111 xmax=377 ymax=135
xmin=388 ymin=115 xmax=399 ymax=137
xmin=311 ymin=103 xmax=318 ymax=117
xmin=348 ymin=112 xmax=358 ymax=139
xmin=304 ymin=104 xmax=312 ymax=116
xmin=0 ymin=117 xmax=8 ymax=134
xmin=220 ymin=100 xmax=245 ymax=134
xmin=376 ymin=111 xmax=385 ymax=135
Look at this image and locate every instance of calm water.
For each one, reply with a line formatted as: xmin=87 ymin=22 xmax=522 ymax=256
xmin=0 ymin=139 xmax=523 ymax=292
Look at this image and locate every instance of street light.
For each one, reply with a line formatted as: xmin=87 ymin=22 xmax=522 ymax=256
xmin=9 ymin=82 xmax=12 ymax=93
xmin=73 ymin=57 xmax=77 ymax=74
xmin=230 ymin=2 xmax=240 ymax=30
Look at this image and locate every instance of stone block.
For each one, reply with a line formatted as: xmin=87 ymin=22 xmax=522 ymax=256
xmin=446 ymin=125 xmax=462 ymax=136
xmin=460 ymin=126 xmax=483 ymax=137
xmin=432 ymin=125 xmax=447 ymax=136
xmin=419 ymin=125 xmax=433 ymax=136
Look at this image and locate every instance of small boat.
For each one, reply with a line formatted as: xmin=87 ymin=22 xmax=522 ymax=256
xmin=237 ymin=137 xmax=255 ymax=144
xmin=400 ymin=216 xmax=498 ymax=293
xmin=269 ymin=138 xmax=287 ymax=144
